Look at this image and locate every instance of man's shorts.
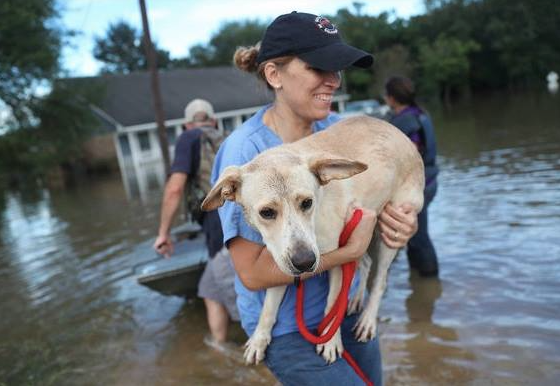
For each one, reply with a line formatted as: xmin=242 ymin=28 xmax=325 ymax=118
xmin=197 ymin=247 xmax=240 ymax=321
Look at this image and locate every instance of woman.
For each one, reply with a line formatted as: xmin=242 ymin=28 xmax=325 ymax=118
xmin=385 ymin=76 xmax=439 ymax=277
xmin=211 ymin=12 xmax=418 ymax=385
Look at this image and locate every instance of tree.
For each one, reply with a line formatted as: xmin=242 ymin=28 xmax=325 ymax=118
xmin=412 ymin=0 xmax=560 ymax=92
xmin=480 ymin=0 xmax=560 ymax=88
xmin=93 ymin=21 xmax=171 ymax=74
xmin=331 ymin=8 xmax=406 ymax=100
xmin=417 ymin=34 xmax=479 ymax=103
xmin=0 ymin=81 xmax=103 ymax=176
xmin=188 ymin=43 xmax=215 ymax=67
xmin=32 ymin=81 xmax=103 ymax=170
xmin=188 ymin=20 xmax=267 ymax=67
xmin=0 ymin=1 xmax=106 ymax=179
xmin=371 ymin=45 xmax=414 ymax=97
xmin=0 ymin=0 xmax=64 ymax=129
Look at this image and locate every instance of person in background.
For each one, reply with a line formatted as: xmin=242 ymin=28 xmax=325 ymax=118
xmin=153 ymin=99 xmax=239 ymax=348
xmin=384 ymin=76 xmax=439 ymax=277
xmin=212 ymin=12 xmax=419 ymax=385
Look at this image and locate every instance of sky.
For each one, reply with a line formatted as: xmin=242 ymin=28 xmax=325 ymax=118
xmin=61 ymin=0 xmax=424 ymax=77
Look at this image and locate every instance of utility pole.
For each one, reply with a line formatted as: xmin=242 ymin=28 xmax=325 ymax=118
xmin=138 ymin=0 xmax=170 ymax=175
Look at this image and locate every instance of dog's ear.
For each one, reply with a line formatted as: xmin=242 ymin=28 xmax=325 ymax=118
xmin=308 ymin=157 xmax=368 ymax=185
xmin=201 ymin=166 xmax=242 ymax=211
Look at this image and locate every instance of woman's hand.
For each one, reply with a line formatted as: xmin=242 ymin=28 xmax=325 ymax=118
xmin=379 ymin=203 xmax=418 ymax=249
xmin=343 ymin=207 xmax=378 ymax=260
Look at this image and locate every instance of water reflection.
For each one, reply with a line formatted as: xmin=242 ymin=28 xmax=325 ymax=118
xmin=547 ymin=71 xmax=558 ymax=94
xmin=120 ymin=162 xmax=165 ymax=202
xmin=1 ymin=190 xmax=72 ymax=304
xmin=110 ymin=298 xmax=274 ymax=385
xmin=402 ymin=275 xmax=475 ymax=384
xmin=0 ymin=177 xmax=163 ymax=385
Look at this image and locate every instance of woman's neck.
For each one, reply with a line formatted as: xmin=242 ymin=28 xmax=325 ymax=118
xmin=265 ymin=104 xmax=314 ymax=143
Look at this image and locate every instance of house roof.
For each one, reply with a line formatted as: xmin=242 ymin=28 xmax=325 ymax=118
xmin=69 ymin=66 xmax=275 ymax=128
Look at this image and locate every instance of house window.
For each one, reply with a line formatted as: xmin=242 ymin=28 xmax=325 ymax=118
xmin=119 ymin=134 xmax=131 ymax=157
xmin=242 ymin=114 xmax=252 ymax=122
xmin=137 ymin=131 xmax=151 ymax=151
xmin=222 ymin=117 xmax=236 ymax=134
xmin=167 ymin=127 xmax=177 ymax=145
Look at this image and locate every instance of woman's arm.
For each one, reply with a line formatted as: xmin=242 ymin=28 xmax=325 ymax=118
xmin=229 ymin=208 xmax=378 ymax=291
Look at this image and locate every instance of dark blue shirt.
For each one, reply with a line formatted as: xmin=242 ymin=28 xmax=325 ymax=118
xmin=171 ymin=128 xmax=223 ymax=257
xmin=170 ymin=128 xmax=201 ymax=175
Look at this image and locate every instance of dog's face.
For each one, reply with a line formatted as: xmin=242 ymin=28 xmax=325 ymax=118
xmin=202 ymin=151 xmax=367 ymax=276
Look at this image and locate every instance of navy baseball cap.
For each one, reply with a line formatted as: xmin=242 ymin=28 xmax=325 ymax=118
xmin=256 ymin=11 xmax=373 ymax=72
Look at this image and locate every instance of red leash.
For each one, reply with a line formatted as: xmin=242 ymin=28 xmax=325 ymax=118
xmin=295 ymin=209 xmax=374 ymax=386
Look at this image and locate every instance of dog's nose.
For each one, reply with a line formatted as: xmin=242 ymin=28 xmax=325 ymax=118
xmin=292 ymin=249 xmax=316 ymax=273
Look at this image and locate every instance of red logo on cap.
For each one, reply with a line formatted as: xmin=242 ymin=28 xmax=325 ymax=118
xmin=315 ymin=16 xmax=338 ymax=35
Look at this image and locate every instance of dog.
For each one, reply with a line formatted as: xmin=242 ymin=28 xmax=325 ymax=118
xmin=201 ymin=116 xmax=424 ymax=364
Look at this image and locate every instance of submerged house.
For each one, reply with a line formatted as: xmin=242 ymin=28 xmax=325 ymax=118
xmin=73 ymin=67 xmax=350 ymax=197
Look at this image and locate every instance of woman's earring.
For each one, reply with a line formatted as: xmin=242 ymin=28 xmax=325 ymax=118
xmin=275 ymin=85 xmax=282 ymax=90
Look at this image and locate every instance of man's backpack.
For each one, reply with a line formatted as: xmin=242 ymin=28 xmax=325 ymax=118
xmin=185 ymin=126 xmax=225 ymax=224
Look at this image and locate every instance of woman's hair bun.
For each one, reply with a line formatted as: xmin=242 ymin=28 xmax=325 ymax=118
xmin=233 ymin=44 xmax=260 ymax=73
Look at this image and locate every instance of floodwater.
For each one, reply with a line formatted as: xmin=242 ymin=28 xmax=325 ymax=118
xmin=1 ymin=91 xmax=559 ymax=385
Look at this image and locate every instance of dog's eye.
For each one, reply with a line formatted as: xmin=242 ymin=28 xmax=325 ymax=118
xmin=259 ymin=207 xmax=277 ymax=220
xmin=301 ymin=198 xmax=313 ymax=211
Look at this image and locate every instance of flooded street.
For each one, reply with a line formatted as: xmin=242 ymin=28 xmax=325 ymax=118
xmin=1 ymin=92 xmax=559 ymax=385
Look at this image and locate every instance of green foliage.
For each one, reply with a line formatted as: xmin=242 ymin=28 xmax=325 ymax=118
xmin=0 ymin=0 xmax=63 ymax=128
xmin=481 ymin=0 xmax=553 ymax=86
xmin=329 ymin=9 xmax=410 ymax=99
xmin=210 ymin=20 xmax=268 ymax=65
xmin=188 ymin=20 xmax=267 ymax=67
xmin=0 ymin=82 xmax=103 ymax=176
xmin=32 ymin=81 xmax=104 ymax=167
xmin=344 ymin=69 xmax=373 ymax=101
xmin=188 ymin=44 xmax=216 ymax=67
xmin=417 ymin=34 xmax=480 ymax=99
xmin=333 ymin=9 xmax=404 ymax=55
xmin=0 ymin=1 xmax=104 ymax=178
xmin=413 ymin=0 xmax=560 ymax=90
xmin=0 ymin=127 xmax=34 ymax=173
xmin=93 ymin=21 xmax=172 ymax=73
xmin=339 ymin=0 xmax=560 ymax=98
xmin=371 ymin=44 xmax=414 ymax=97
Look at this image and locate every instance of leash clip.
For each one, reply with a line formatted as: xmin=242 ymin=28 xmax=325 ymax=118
xmin=294 ymin=276 xmax=301 ymax=288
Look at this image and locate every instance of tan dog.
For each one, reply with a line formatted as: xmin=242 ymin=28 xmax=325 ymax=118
xmin=202 ymin=116 xmax=424 ymax=364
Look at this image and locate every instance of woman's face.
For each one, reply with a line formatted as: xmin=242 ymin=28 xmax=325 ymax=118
xmin=384 ymin=94 xmax=397 ymax=110
xmin=276 ymin=58 xmax=341 ymax=122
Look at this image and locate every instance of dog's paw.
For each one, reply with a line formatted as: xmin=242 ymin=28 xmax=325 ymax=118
xmin=347 ymin=291 xmax=365 ymax=315
xmin=243 ymin=332 xmax=271 ymax=365
xmin=353 ymin=312 xmax=378 ymax=342
xmin=316 ymin=330 xmax=343 ymax=364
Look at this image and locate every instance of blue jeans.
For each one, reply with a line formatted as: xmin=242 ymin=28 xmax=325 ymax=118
xmin=264 ymin=314 xmax=382 ymax=386
xmin=407 ymin=181 xmax=439 ymax=275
